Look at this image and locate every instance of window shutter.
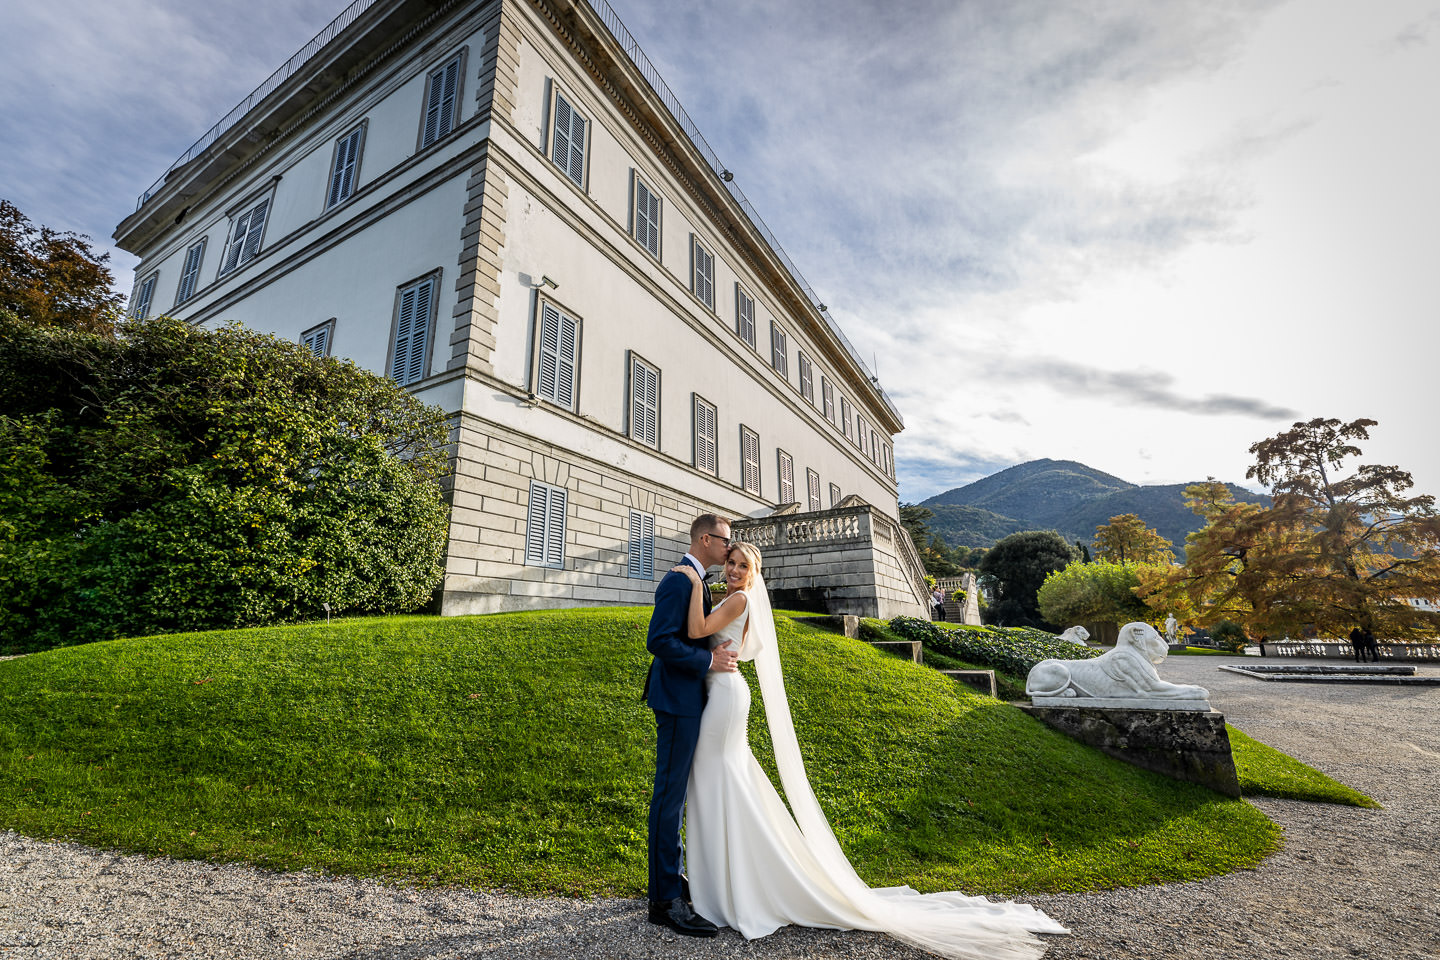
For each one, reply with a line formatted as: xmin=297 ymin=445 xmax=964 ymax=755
xmin=240 ymin=199 xmax=268 ymax=263
xmin=439 ymin=58 xmax=459 ymax=140
xmin=423 ymin=68 xmax=444 ymax=146
xmin=630 ymin=355 xmax=658 ymax=447
xmin=692 ymin=240 xmax=713 ymax=310
xmin=830 ymin=483 xmax=841 ymax=507
xmin=779 ymin=451 xmax=794 ymax=503
xmin=737 ymin=288 xmax=755 ymax=348
xmin=799 ymin=354 xmax=813 ymax=402
xmin=553 ymin=96 xmax=572 ymax=170
xmin=537 ymin=303 xmax=578 ymax=409
xmin=305 ymin=325 xmax=330 ymax=357
xmin=694 ymin=397 xmax=717 ymax=474
xmin=808 ymin=469 xmax=822 ymax=511
xmin=133 ymin=273 xmax=157 ymax=319
xmin=177 ymin=241 xmax=204 ymax=304
xmin=629 ymin=510 xmax=655 ymax=579
xmin=822 ymin=378 xmax=835 ymax=422
xmin=545 ymin=484 xmax=566 ymax=567
xmin=329 ymin=127 xmax=362 ymax=208
xmin=526 ymin=482 xmax=549 ymax=565
xmin=391 ymin=278 xmax=432 ymax=386
xmin=526 ymin=481 xmax=567 ymax=569
xmin=635 ymin=179 xmax=660 ymax=257
xmin=741 ymin=427 xmax=760 ymax=494
xmin=222 ymin=213 xmax=248 ymax=273
xmin=770 ymin=323 xmax=787 ymax=377
xmin=567 ymin=109 xmax=586 ymax=186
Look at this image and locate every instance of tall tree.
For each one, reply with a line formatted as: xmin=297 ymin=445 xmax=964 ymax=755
xmin=978 ymin=530 xmax=1079 ymax=628
xmin=1038 ymin=560 xmax=1155 ymax=629
xmin=1093 ymin=513 xmax=1175 ymax=565
xmin=1145 ymin=420 xmax=1440 ymax=641
xmin=0 ymin=199 xmax=123 ymax=335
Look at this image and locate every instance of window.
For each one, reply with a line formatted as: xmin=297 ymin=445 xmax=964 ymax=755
xmin=632 ymin=173 xmax=661 ymax=258
xmin=175 ymin=240 xmax=205 ymax=305
xmin=883 ymin=442 xmax=894 ymax=479
xmin=301 ymin=318 xmax=335 ymax=357
xmin=840 ymin=396 xmax=854 ymax=442
xmin=132 ymin=271 xmax=158 ymax=319
xmin=390 ymin=274 xmax=438 ymax=386
xmin=534 ymin=300 xmax=580 ymax=410
xmin=691 ymin=236 xmax=714 ymax=311
xmin=740 ymin=426 xmax=761 ymax=495
xmin=327 ymin=123 xmax=365 ymax=208
xmin=735 ymin=284 xmax=756 ymax=349
xmin=421 ymin=53 xmax=463 ymax=149
xmin=807 ymin=468 xmax=822 ymax=512
xmin=821 ymin=376 xmax=835 ymax=423
xmin=550 ymin=89 xmax=587 ymax=188
xmin=798 ymin=353 xmax=813 ymax=404
xmin=628 ymin=352 xmax=660 ymax=449
xmin=219 ymin=195 xmax=270 ymax=276
xmin=777 ymin=450 xmax=795 ymax=504
xmin=525 ymin=480 xmax=567 ymax=569
xmin=829 ymin=482 xmax=841 ymax=508
xmin=628 ymin=510 xmax=656 ymax=579
xmin=870 ymin=428 xmax=881 ymax=464
xmin=694 ymin=395 xmax=718 ymax=475
xmin=857 ymin=415 xmax=869 ymax=457
xmin=770 ymin=322 xmax=788 ymax=378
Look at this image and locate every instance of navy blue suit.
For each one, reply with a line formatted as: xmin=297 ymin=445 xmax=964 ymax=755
xmin=644 ymin=564 xmax=712 ymax=902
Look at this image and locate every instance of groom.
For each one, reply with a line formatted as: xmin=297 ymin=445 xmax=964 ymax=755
xmin=643 ymin=513 xmax=738 ymax=937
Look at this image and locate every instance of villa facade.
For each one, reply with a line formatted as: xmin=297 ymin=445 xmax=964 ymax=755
xmin=114 ymin=0 xmax=927 ymax=618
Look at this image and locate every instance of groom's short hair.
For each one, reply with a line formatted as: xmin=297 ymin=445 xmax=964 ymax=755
xmin=689 ymin=513 xmax=730 ymax=541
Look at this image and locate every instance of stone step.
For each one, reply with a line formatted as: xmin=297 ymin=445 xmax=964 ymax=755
xmin=868 ymin=639 xmax=922 ymax=664
xmin=939 ymin=669 xmax=997 ymax=698
xmin=793 ymin=614 xmax=859 ymax=638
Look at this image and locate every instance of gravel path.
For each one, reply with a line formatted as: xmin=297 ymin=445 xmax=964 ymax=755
xmin=3 ymin=655 xmax=1438 ymax=960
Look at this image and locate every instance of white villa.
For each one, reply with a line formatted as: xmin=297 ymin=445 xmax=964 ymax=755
xmin=114 ymin=0 xmax=929 ymax=619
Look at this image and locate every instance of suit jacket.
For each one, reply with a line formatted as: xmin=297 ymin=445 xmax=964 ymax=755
xmin=643 ymin=568 xmax=713 ymax=716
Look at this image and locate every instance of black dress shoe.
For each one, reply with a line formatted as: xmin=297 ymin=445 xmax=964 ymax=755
xmin=647 ymin=897 xmax=718 ymax=937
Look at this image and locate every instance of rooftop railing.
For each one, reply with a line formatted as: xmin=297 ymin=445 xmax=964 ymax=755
xmin=582 ymin=0 xmax=900 ymax=423
xmin=134 ymin=0 xmax=382 ymax=210
xmin=132 ymin=0 xmax=901 ymax=424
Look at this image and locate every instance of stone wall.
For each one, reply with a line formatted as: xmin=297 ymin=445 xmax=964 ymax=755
xmin=731 ymin=504 xmax=929 ymax=620
xmin=441 ymin=413 xmax=711 ymax=614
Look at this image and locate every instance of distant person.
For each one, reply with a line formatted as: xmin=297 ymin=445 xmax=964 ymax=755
xmin=931 ymin=586 xmax=946 ymax=621
xmin=1348 ymin=627 xmax=1366 ymax=663
xmin=1364 ymin=627 xmax=1380 ymax=662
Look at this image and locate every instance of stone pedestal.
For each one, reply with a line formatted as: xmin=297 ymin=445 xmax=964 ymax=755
xmin=1019 ymin=704 xmax=1241 ymax=797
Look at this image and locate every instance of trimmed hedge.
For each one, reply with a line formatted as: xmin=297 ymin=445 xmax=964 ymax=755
xmin=890 ymin=616 xmax=1101 ymax=676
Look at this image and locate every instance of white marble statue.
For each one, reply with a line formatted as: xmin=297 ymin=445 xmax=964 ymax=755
xmin=1164 ymin=614 xmax=1178 ymax=643
xmin=1058 ymin=626 xmax=1091 ymax=647
xmin=1027 ymin=621 xmax=1211 ymax=710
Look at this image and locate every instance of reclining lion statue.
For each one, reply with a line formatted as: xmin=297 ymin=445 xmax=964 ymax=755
xmin=1027 ymin=621 xmax=1210 ymax=702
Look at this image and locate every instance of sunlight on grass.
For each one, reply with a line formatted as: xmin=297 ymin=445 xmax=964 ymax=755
xmin=0 ymin=610 xmax=1308 ymax=896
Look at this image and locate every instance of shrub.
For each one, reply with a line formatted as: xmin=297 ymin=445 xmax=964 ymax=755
xmin=1209 ymin=620 xmax=1248 ymax=653
xmin=890 ymin=616 xmax=1100 ymax=677
xmin=0 ymin=314 xmax=451 ymax=653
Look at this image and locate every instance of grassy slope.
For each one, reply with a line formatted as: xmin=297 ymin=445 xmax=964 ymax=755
xmin=1228 ymin=727 xmax=1380 ymax=809
xmin=1 ymin=610 xmax=1285 ymax=897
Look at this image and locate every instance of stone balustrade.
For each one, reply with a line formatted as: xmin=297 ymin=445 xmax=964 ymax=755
xmin=731 ymin=502 xmax=929 ymax=619
xmin=1268 ymin=641 xmax=1440 ymax=661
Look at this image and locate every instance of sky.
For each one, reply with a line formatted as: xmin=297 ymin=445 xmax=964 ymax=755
xmin=3 ymin=0 xmax=1438 ymax=504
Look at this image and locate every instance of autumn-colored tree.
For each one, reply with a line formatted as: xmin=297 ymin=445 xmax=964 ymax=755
xmin=1092 ymin=513 xmax=1175 ymax=565
xmin=0 ymin=199 xmax=123 ymax=335
xmin=1144 ymin=419 xmax=1440 ymax=642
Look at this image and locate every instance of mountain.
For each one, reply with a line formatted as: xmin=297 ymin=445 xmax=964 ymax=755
xmin=918 ymin=460 xmax=1269 ymax=551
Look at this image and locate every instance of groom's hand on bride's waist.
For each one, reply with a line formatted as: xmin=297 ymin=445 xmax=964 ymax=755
xmin=710 ymin=641 xmax=738 ymax=673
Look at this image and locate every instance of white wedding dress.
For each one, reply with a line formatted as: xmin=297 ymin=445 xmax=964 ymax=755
xmin=685 ymin=576 xmax=1067 ymax=960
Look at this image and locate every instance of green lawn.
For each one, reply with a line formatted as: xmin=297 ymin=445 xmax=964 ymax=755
xmin=1228 ymin=727 xmax=1380 ymax=808
xmin=0 ymin=610 xmax=1309 ymax=896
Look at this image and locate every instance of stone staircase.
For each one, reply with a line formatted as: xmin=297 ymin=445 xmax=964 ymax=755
xmin=794 ymin=614 xmax=998 ymax=698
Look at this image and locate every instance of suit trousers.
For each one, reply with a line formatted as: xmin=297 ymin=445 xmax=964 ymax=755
xmin=648 ymin=709 xmax=702 ymax=902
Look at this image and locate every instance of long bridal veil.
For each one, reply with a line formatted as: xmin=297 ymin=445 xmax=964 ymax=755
xmin=743 ymin=574 xmax=1067 ymax=960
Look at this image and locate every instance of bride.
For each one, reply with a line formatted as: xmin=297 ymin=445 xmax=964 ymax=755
xmin=670 ymin=542 xmax=1067 ymax=960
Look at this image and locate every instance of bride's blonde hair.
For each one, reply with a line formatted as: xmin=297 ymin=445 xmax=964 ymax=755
xmin=728 ymin=541 xmax=763 ymax=590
